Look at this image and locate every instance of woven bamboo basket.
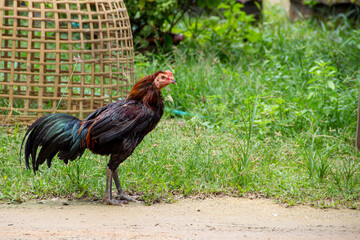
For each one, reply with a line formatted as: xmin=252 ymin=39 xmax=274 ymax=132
xmin=0 ymin=0 xmax=134 ymax=125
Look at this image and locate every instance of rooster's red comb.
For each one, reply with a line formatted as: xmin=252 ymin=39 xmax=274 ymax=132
xmin=164 ymin=70 xmax=173 ymax=77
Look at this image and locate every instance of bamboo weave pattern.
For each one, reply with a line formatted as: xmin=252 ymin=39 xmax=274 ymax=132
xmin=0 ymin=0 xmax=134 ymax=125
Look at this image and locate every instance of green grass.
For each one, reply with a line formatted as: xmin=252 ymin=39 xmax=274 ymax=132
xmin=1 ymin=4 xmax=360 ymax=208
xmin=1 ymin=119 xmax=359 ymax=208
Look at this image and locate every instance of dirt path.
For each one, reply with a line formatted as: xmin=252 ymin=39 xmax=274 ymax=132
xmin=0 ymin=197 xmax=359 ymax=239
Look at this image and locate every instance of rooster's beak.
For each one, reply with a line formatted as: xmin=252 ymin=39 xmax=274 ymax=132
xmin=170 ymin=78 xmax=177 ymax=85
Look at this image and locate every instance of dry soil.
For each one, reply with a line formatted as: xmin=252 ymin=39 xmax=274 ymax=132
xmin=0 ymin=197 xmax=359 ymax=239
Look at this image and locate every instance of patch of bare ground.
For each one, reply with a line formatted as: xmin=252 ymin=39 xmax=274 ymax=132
xmin=0 ymin=197 xmax=359 ymax=239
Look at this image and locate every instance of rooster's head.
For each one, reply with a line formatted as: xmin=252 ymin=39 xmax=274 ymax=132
xmin=153 ymin=70 xmax=177 ymax=89
xmin=128 ymin=70 xmax=176 ymax=102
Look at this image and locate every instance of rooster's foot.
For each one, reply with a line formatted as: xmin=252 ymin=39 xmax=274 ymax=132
xmin=116 ymin=193 xmax=142 ymax=203
xmin=103 ymin=198 xmax=129 ymax=205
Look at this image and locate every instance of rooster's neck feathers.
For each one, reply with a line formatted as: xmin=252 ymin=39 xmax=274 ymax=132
xmin=128 ymin=72 xmax=164 ymax=111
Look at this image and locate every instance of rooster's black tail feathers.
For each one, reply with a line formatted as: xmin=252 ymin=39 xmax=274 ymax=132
xmin=21 ymin=114 xmax=88 ymax=172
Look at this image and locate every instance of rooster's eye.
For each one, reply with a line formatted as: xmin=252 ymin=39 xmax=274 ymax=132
xmin=161 ymin=76 xmax=165 ymax=79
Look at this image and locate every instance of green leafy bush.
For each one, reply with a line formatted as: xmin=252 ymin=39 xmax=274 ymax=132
xmin=126 ymin=0 xmax=220 ymax=50
xmin=126 ymin=0 xmax=258 ymax=53
xmin=174 ymin=0 xmax=261 ymax=60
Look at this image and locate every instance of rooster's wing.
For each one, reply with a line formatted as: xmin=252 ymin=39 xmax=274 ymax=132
xmin=87 ymin=100 xmax=156 ymax=145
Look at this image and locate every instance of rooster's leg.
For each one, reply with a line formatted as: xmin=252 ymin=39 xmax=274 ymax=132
xmin=112 ymin=167 xmax=138 ymax=202
xmin=104 ymin=166 xmax=126 ymax=205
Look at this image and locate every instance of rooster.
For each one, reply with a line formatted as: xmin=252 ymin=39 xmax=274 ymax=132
xmin=21 ymin=70 xmax=176 ymax=205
